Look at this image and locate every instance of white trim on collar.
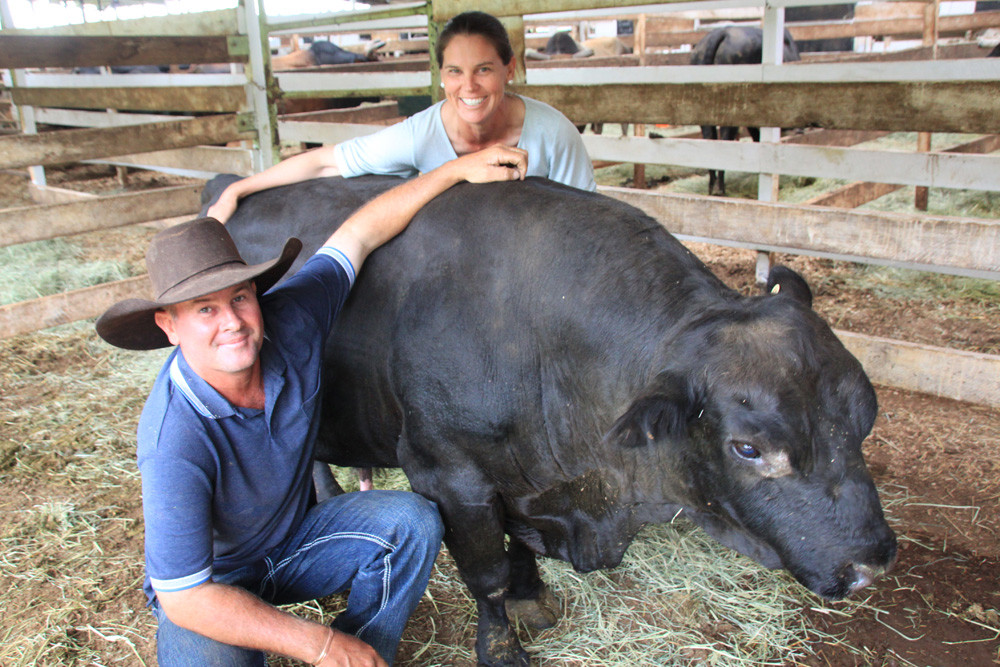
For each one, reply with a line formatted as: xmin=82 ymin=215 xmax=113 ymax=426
xmin=169 ymin=356 xmax=220 ymax=419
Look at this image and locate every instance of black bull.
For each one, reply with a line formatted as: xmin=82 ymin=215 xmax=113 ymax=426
xmin=202 ymin=175 xmax=897 ymax=666
xmin=691 ymin=26 xmax=801 ymax=196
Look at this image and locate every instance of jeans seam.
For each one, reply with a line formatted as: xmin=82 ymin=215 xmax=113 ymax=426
xmin=262 ymin=556 xmax=276 ymax=599
xmin=262 ymin=531 xmax=396 ymax=623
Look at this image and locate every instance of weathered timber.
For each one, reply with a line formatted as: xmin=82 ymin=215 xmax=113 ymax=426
xmin=799 ymin=42 xmax=992 ymax=63
xmin=804 ymin=134 xmax=1000 ymax=208
xmin=520 ymin=81 xmax=999 ymax=134
xmin=0 ymin=35 xmax=246 ymax=70
xmin=837 ymin=331 xmax=1000 ymax=408
xmin=280 ymin=59 xmax=428 ymax=74
xmin=277 ymin=100 xmax=400 ymax=124
xmin=0 ymin=9 xmax=237 ymax=37
xmin=648 ymin=11 xmax=1000 ymax=48
xmin=0 ymin=114 xmax=253 ymax=169
xmin=28 ymin=184 xmax=100 ymax=204
xmin=88 ymin=146 xmax=254 ymax=177
xmin=529 ymin=55 xmax=640 ymax=69
xmin=0 ymin=276 xmax=150 ymax=340
xmin=10 ymin=86 xmax=246 ymax=113
xmin=806 ymin=182 xmax=903 ymax=208
xmin=601 ymin=186 xmax=1000 ymax=276
xmin=433 ymin=0 xmax=659 ymax=21
xmin=782 ymin=129 xmax=888 ymax=146
xmin=0 ymin=185 xmax=202 ymax=247
xmin=944 ymin=134 xmax=1000 ymax=155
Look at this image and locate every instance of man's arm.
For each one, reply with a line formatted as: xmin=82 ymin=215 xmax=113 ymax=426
xmin=326 ymin=144 xmax=528 ymax=273
xmin=157 ymin=582 xmax=384 ymax=667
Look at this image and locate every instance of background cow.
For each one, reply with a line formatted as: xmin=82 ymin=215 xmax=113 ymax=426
xmin=203 ymin=175 xmax=897 ymax=667
xmin=526 ymin=31 xmax=632 ymax=60
xmin=691 ymin=26 xmax=801 ymax=195
xmin=271 ymin=39 xmax=385 ymax=70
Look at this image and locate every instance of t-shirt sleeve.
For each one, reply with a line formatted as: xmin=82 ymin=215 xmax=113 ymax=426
xmin=520 ymin=97 xmax=596 ymax=192
xmin=141 ymin=451 xmax=214 ymax=594
xmin=544 ymin=112 xmax=597 ymax=192
xmin=333 ymin=120 xmax=419 ymax=179
xmin=265 ymin=249 xmax=355 ymax=337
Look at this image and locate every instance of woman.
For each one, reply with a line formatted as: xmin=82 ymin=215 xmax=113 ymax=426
xmin=207 ymin=11 xmax=595 ymax=222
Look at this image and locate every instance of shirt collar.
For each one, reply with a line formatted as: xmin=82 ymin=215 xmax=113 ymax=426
xmin=167 ymin=335 xmax=286 ymax=421
xmin=168 ymin=350 xmax=238 ymax=420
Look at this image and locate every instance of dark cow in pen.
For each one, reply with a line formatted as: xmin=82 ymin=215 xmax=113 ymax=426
xmin=691 ymin=26 xmax=801 ymax=195
xmin=203 ymin=174 xmax=897 ymax=667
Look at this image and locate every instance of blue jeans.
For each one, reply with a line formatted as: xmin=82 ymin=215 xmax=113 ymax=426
xmin=152 ymin=490 xmax=444 ymax=666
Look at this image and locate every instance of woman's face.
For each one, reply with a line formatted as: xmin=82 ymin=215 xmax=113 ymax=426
xmin=440 ymin=33 xmax=516 ymax=128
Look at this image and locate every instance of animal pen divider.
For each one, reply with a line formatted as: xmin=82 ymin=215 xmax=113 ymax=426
xmin=0 ymin=0 xmax=998 ymax=408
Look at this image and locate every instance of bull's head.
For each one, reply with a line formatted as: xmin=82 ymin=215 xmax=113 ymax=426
xmin=607 ymin=267 xmax=897 ymax=599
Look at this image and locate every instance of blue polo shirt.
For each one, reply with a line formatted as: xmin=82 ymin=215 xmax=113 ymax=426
xmin=136 ymin=248 xmax=355 ymax=603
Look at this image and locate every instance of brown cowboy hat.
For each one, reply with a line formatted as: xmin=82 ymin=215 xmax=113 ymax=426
xmin=96 ymin=217 xmax=302 ymax=350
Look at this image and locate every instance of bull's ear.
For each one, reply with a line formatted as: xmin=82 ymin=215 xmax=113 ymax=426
xmin=764 ymin=265 xmax=813 ymax=309
xmin=604 ymin=372 xmax=696 ymax=448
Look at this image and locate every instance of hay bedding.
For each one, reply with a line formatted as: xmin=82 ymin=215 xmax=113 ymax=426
xmin=1 ymin=165 xmax=998 ymax=666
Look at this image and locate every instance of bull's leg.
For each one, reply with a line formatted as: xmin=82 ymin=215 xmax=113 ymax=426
xmin=701 ymin=125 xmax=725 ymax=196
xmin=443 ymin=502 xmax=529 ymax=666
xmin=505 ymin=538 xmax=560 ymax=630
xmin=312 ymin=461 xmax=344 ymax=501
xmin=402 ymin=455 xmax=529 ymax=667
xmin=714 ymin=125 xmax=742 ymax=197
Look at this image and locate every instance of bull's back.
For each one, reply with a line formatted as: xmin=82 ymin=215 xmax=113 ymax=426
xmin=213 ymin=176 xmax=727 ymax=468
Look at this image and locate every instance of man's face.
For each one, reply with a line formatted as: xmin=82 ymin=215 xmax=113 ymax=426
xmin=154 ymin=281 xmax=264 ymax=383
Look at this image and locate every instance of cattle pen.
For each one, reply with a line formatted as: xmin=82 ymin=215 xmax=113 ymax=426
xmin=1 ymin=0 xmax=999 ymax=665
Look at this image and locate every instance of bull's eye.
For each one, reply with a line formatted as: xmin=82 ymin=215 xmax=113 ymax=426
xmin=731 ymin=442 xmax=761 ymax=460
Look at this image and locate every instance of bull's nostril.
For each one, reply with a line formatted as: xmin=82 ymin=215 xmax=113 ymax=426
xmin=845 ymin=563 xmax=878 ymax=595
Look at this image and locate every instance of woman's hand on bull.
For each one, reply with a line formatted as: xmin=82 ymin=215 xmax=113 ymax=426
xmin=451 ymin=145 xmax=529 ymax=184
xmin=205 ymin=188 xmax=240 ymax=224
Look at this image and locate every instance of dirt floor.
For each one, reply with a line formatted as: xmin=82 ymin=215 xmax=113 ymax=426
xmin=1 ymin=164 xmax=998 ymax=666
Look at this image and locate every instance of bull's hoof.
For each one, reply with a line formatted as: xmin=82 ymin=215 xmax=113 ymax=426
xmin=505 ymin=585 xmax=561 ymax=630
xmin=477 ymin=635 xmax=531 ymax=667
xmin=477 ymin=647 xmax=531 ymax=667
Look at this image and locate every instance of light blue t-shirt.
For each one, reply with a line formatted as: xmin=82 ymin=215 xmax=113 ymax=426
xmin=334 ymin=95 xmax=596 ymax=192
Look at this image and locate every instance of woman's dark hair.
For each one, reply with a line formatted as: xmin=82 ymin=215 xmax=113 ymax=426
xmin=435 ymin=11 xmax=514 ymax=67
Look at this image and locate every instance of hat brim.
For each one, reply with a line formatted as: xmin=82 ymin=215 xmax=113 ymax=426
xmin=96 ymin=237 xmax=302 ymax=350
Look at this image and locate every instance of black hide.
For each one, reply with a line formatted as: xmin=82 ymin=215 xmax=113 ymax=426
xmin=690 ymin=26 xmax=801 ymax=196
xmin=202 ymin=175 xmax=897 ymax=666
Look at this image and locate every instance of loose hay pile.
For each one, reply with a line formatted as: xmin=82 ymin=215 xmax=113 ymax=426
xmin=0 ymin=316 xmax=901 ymax=667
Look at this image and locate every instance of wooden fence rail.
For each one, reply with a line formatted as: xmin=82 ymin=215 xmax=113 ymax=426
xmin=0 ymin=114 xmax=253 ymax=169
xmin=1 ymin=0 xmax=998 ymax=408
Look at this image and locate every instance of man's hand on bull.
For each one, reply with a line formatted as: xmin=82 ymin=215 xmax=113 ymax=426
xmin=449 ymin=144 xmax=528 ymax=183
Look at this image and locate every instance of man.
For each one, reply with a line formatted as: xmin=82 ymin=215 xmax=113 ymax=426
xmin=96 ymin=146 xmax=529 ymax=666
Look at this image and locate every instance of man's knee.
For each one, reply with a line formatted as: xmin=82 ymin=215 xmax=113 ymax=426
xmin=382 ymin=490 xmax=445 ymax=547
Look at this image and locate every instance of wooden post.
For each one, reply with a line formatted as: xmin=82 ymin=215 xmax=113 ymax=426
xmin=428 ymin=8 xmax=444 ymax=103
xmin=633 ymin=14 xmax=648 ymax=189
xmin=502 ymin=16 xmax=526 ymax=84
xmin=243 ymin=0 xmax=275 ymax=170
xmin=755 ymin=5 xmax=786 ymax=287
xmin=915 ymin=0 xmax=939 ymax=211
xmin=0 ymin=0 xmax=47 ymax=189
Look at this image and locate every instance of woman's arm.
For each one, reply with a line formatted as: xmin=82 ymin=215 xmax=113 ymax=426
xmin=327 ymin=145 xmax=528 ymax=272
xmin=206 ymin=145 xmax=342 ymax=223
